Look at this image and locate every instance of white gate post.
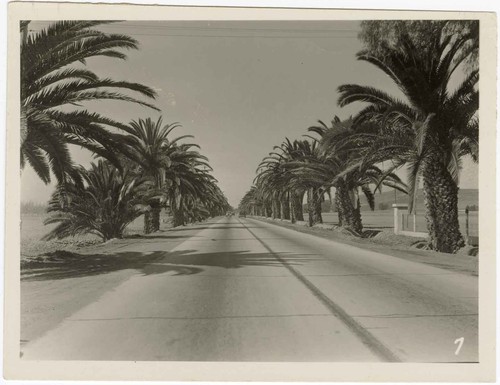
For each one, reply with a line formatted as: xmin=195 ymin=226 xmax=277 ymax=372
xmin=392 ymin=203 xmax=408 ymax=235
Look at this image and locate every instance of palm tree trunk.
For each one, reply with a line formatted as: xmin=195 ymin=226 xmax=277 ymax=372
xmin=171 ymin=206 xmax=184 ymax=227
xmin=151 ymin=206 xmax=161 ymax=231
xmin=102 ymin=224 xmax=124 ymax=241
xmin=422 ymin=154 xmax=465 ymax=253
xmin=144 ymin=211 xmax=153 ymax=234
xmin=144 ymin=201 xmax=161 ymax=234
xmin=290 ymin=191 xmax=304 ymax=223
xmin=334 ymin=188 xmax=345 ymax=226
xmin=280 ymin=193 xmax=291 ymax=220
xmin=265 ymin=203 xmax=271 ymax=218
xmin=272 ymin=199 xmax=279 ymax=219
xmin=336 ymin=181 xmax=362 ymax=234
xmin=307 ymin=187 xmax=323 ymax=226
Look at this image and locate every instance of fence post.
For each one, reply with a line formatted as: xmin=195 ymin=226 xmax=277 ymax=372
xmin=392 ymin=204 xmax=408 ymax=235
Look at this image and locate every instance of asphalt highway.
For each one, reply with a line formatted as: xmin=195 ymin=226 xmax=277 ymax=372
xmin=22 ymin=216 xmax=478 ymax=362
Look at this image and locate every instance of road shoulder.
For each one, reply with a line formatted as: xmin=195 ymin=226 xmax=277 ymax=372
xmin=247 ymin=217 xmax=478 ymax=276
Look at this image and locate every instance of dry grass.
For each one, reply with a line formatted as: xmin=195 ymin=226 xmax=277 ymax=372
xmin=20 ymin=212 xmax=171 ymax=262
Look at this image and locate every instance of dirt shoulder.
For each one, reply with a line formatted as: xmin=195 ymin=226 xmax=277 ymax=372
xmin=248 ymin=217 xmax=478 ymax=277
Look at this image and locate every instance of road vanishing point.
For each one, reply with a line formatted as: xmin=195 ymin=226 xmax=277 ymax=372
xmin=22 ymin=216 xmax=478 ymax=362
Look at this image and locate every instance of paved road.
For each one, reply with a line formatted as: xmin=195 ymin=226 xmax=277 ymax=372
xmin=22 ymin=216 xmax=478 ymax=362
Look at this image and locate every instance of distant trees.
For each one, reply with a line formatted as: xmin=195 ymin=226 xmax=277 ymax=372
xmin=255 ymin=139 xmax=320 ymax=225
xmin=241 ymin=117 xmax=406 ymax=234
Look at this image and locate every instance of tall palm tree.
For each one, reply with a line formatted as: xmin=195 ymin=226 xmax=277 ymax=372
xmin=21 ymin=20 xmax=158 ymax=185
xmin=164 ymin=145 xmax=215 ymax=227
xmin=255 ymin=157 xmax=289 ymax=221
xmin=258 ymin=139 xmax=309 ymax=223
xmin=337 ymin=21 xmax=478 ymax=252
xmin=278 ymin=140 xmax=309 ymax=223
xmin=124 ymin=116 xmax=200 ymax=233
xmin=273 ymin=139 xmax=326 ymax=226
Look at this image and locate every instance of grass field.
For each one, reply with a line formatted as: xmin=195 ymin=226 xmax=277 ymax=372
xmin=314 ymin=211 xmax=478 ymax=237
xmin=315 ymin=189 xmax=478 ymax=212
xmin=359 ymin=188 xmax=479 ymax=211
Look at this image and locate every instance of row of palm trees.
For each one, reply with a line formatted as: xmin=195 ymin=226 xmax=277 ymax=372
xmin=239 ymin=118 xmax=407 ymax=234
xmin=21 ymin=21 xmax=230 ymax=241
xmin=239 ymin=20 xmax=478 ymax=254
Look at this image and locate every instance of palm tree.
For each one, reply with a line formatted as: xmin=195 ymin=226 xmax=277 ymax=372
xmin=44 ymin=160 xmax=152 ymax=241
xmin=124 ymin=117 xmax=225 ymax=232
xmin=307 ymin=117 xmax=407 ymax=234
xmin=257 ymin=139 xmax=309 ymax=223
xmin=337 ymin=21 xmax=478 ymax=252
xmin=164 ymin=145 xmax=215 ymax=227
xmin=270 ymin=139 xmax=325 ymax=226
xmin=124 ymin=116 xmax=189 ymax=233
xmin=180 ymin=172 xmax=230 ymax=223
xmin=279 ymin=140 xmax=308 ymax=223
xmin=21 ymin=20 xmax=158 ymax=185
xmin=239 ymin=186 xmax=266 ymax=217
xmin=255 ymin=157 xmax=289 ymax=221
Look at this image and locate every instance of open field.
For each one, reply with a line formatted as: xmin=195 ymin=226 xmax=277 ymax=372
xmin=359 ymin=188 xmax=479 ymax=211
xmin=315 ymin=211 xmax=478 ymax=237
xmin=312 ymin=189 xmax=478 ymax=213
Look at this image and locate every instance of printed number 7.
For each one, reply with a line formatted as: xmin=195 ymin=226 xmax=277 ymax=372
xmin=454 ymin=337 xmax=464 ymax=355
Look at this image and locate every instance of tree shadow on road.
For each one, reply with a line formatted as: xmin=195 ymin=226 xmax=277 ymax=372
xmin=127 ymin=233 xmax=205 ymax=240
xmin=21 ymin=250 xmax=173 ymax=281
xmin=141 ymin=249 xmax=316 ymax=275
xmin=21 ymin=248 xmax=318 ymax=282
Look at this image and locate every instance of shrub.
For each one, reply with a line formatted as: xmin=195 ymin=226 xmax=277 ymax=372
xmin=44 ymin=161 xmax=153 ymax=241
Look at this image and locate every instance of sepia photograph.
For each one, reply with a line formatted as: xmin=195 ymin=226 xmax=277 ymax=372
xmin=3 ymin=2 xmax=497 ymax=382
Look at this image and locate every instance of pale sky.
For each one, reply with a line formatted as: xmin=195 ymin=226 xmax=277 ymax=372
xmin=21 ymin=20 xmax=478 ymax=207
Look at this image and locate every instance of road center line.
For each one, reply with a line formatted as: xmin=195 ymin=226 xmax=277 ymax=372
xmin=237 ymin=217 xmax=401 ymax=363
